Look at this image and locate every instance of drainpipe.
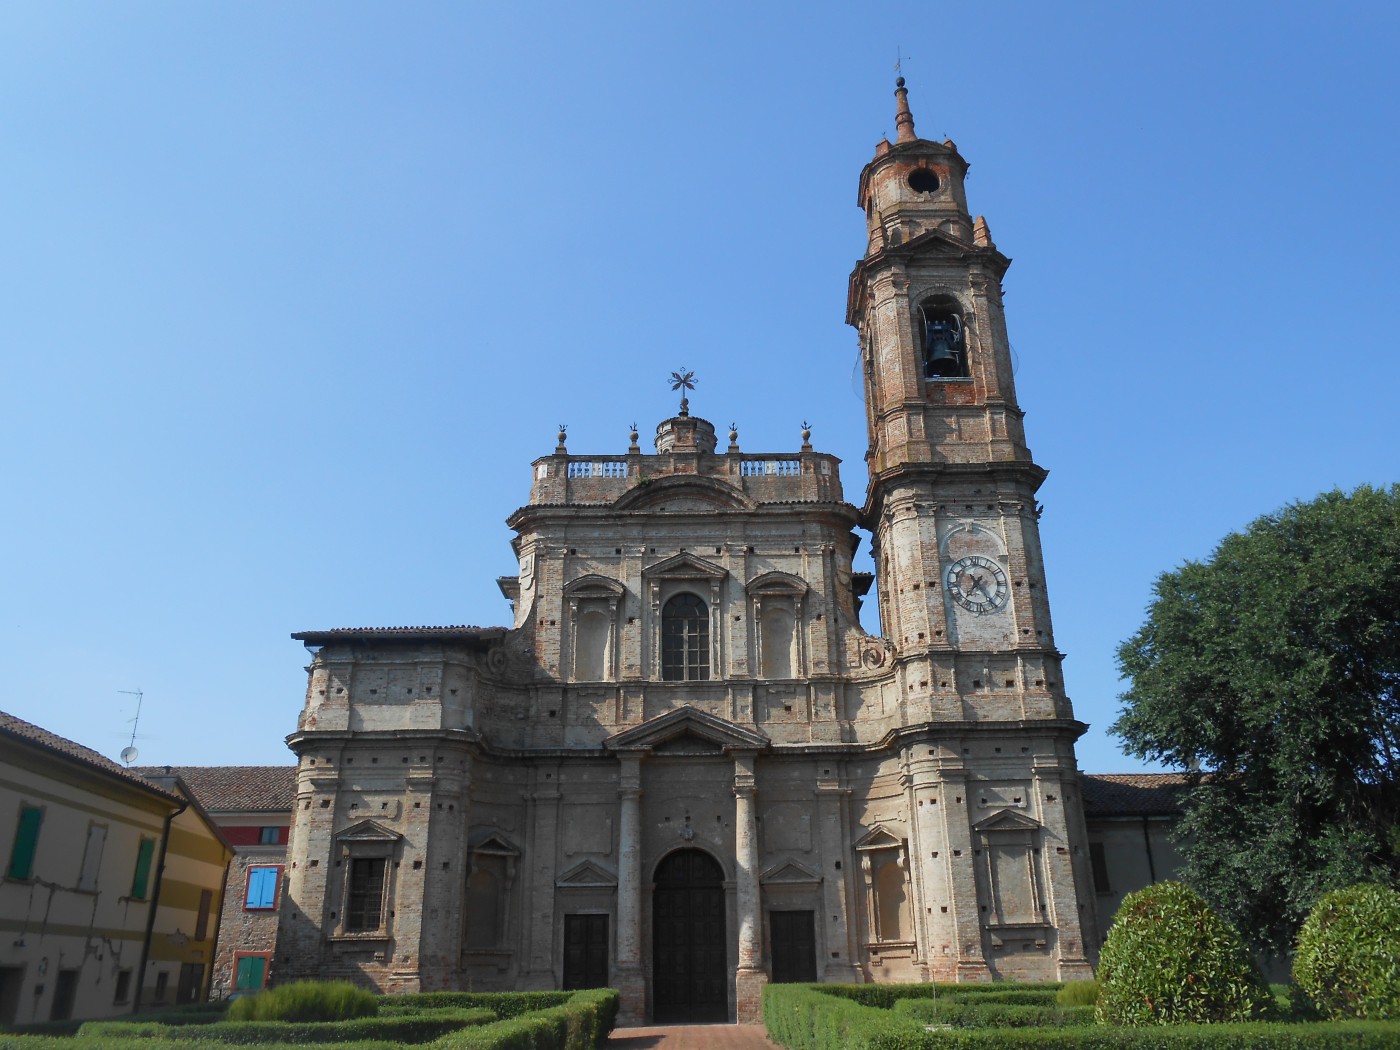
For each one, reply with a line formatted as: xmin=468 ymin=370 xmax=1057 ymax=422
xmin=1141 ymin=816 xmax=1157 ymax=884
xmin=132 ymin=796 xmax=187 ymax=1014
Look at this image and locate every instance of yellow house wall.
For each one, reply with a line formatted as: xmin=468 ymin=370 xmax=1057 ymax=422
xmin=0 ymin=740 xmax=174 ymax=1025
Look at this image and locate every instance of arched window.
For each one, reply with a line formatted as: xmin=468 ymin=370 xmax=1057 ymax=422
xmin=661 ymin=593 xmax=709 ymax=681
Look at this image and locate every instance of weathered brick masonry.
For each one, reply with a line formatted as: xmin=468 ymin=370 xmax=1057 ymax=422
xmin=274 ymin=81 xmax=1098 ymax=1023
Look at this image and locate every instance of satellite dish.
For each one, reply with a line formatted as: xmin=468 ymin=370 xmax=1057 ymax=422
xmin=120 ymin=746 xmax=139 ymax=766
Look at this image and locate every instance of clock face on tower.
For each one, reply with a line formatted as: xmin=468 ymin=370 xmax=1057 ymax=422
xmin=946 ymin=555 xmax=1009 ymax=614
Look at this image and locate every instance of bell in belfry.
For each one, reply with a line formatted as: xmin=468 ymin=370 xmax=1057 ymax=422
xmin=923 ymin=310 xmax=963 ymax=377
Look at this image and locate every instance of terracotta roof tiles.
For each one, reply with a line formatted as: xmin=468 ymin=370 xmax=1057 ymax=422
xmin=1081 ymin=773 xmax=1190 ymax=817
xmin=0 ymin=710 xmax=182 ymax=804
xmin=132 ymin=765 xmax=298 ymax=813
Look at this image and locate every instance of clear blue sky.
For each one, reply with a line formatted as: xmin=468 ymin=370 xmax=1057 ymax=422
xmin=2 ymin=3 xmax=1397 ymax=776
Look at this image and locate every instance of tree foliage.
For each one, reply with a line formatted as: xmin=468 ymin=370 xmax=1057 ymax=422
xmin=1113 ymin=485 xmax=1400 ymax=954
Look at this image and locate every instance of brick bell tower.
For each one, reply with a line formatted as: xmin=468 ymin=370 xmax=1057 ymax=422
xmin=847 ymin=79 xmax=1097 ymax=979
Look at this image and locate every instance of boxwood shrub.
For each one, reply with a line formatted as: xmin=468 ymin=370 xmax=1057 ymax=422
xmin=1294 ymin=882 xmax=1400 ymax=1021
xmin=1097 ymin=882 xmax=1272 ymax=1026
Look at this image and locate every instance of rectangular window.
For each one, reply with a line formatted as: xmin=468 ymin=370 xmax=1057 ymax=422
xmin=153 ymin=970 xmax=169 ymax=1001
xmin=234 ymin=954 xmax=267 ymax=991
xmin=244 ymin=866 xmax=280 ymax=910
xmin=78 ymin=823 xmax=108 ymax=892
xmin=7 ymin=805 xmax=43 ymax=880
xmin=1089 ymin=841 xmax=1112 ymax=894
xmin=113 ymin=969 xmax=133 ymax=1005
xmin=131 ymin=838 xmax=156 ymax=899
xmin=345 ymin=857 xmax=386 ymax=931
xmin=258 ymin=826 xmax=281 ymax=845
xmin=194 ymin=889 xmax=213 ymax=941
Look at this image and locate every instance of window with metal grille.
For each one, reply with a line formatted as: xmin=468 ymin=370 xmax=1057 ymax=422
xmin=661 ymin=593 xmax=709 ymax=681
xmin=345 ymin=857 xmax=386 ymax=931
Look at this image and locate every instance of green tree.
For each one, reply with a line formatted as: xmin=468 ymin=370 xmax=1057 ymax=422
xmin=1113 ymin=484 xmax=1400 ymax=954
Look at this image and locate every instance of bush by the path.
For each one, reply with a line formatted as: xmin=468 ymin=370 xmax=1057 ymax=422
xmin=1097 ymin=882 xmax=1272 ymax=1026
xmin=1294 ymin=882 xmax=1400 ymax=1021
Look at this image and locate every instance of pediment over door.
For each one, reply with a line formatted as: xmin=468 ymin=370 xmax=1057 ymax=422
xmin=760 ymin=859 xmax=823 ymax=887
xmin=336 ymin=819 xmax=402 ymax=845
xmin=972 ymin=810 xmax=1043 ymax=834
xmin=556 ymin=859 xmax=617 ymax=889
xmin=853 ymin=824 xmax=904 ymax=852
xmin=604 ymin=704 xmax=769 ymax=754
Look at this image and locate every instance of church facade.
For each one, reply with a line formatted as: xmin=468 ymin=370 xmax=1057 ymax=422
xmin=276 ymin=81 xmax=1098 ymax=1024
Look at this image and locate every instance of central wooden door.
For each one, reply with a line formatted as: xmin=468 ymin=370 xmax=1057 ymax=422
xmin=651 ymin=849 xmax=727 ymax=1022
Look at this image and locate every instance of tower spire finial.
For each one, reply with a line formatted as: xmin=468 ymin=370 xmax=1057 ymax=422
xmin=894 ymin=76 xmax=917 ymax=144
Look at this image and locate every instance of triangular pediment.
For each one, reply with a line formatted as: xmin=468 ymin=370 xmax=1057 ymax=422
xmin=614 ymin=475 xmax=756 ymax=513
xmin=605 ymin=705 xmax=769 ymax=753
xmin=469 ymin=830 xmax=520 ymax=857
xmin=973 ymin=809 xmax=1043 ymax=834
xmin=760 ymin=859 xmax=822 ymax=886
xmin=640 ymin=551 xmax=730 ymax=582
xmin=652 ymin=731 xmax=724 ymax=755
xmin=853 ymin=824 xmax=904 ymax=851
xmin=336 ymin=819 xmax=401 ymax=844
xmin=557 ymin=859 xmax=617 ymax=889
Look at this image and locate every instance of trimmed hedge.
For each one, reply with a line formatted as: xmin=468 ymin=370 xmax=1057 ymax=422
xmin=764 ymin=983 xmax=1400 ymax=1050
xmin=78 ymin=1009 xmax=494 ymax=1044
xmin=432 ymin=989 xmax=618 ymax=1050
xmin=894 ymin=999 xmax=1095 ymax=1029
xmin=0 ymin=1040 xmax=402 ymax=1050
xmin=386 ymin=993 xmax=573 ymax=1019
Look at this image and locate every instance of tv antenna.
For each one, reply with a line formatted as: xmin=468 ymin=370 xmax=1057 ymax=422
xmin=118 ymin=688 xmax=143 ymax=766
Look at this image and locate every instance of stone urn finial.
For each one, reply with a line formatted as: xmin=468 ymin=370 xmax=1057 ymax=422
xmin=800 ymin=420 xmax=812 ymax=449
xmin=556 ymin=424 xmax=567 ymax=453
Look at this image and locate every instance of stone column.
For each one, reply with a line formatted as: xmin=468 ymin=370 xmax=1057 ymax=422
xmin=732 ymin=751 xmax=767 ymax=1022
xmin=614 ymin=751 xmax=645 ymax=1024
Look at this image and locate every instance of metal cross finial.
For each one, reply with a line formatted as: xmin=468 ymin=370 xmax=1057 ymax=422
xmin=895 ymin=45 xmax=911 ymax=76
xmin=670 ymin=368 xmax=696 ymax=416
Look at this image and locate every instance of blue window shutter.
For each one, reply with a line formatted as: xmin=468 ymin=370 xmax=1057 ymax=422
xmin=245 ymin=867 xmax=278 ymax=909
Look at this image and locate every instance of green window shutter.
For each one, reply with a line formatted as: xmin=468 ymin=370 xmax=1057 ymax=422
xmin=7 ymin=805 xmax=43 ymax=880
xmin=131 ymin=838 xmax=156 ymax=899
xmin=234 ymin=955 xmax=266 ymax=990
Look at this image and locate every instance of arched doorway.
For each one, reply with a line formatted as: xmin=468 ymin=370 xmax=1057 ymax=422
xmin=651 ymin=848 xmax=727 ymax=1022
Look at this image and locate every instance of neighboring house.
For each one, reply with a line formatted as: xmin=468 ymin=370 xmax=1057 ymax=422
xmin=134 ymin=767 xmax=295 ymax=998
xmin=0 ymin=712 xmax=232 ymax=1025
xmin=1080 ymin=773 xmax=1188 ymax=940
